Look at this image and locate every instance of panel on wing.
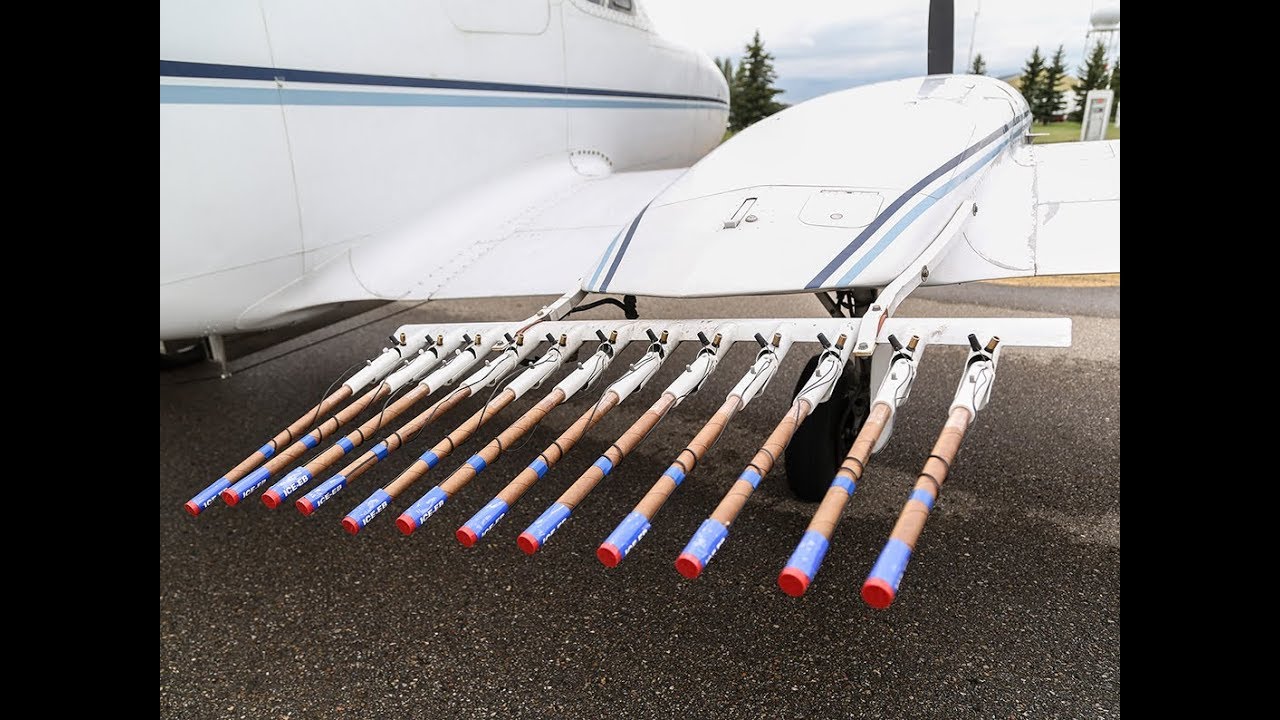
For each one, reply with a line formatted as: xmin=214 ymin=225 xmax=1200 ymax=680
xmin=927 ymin=140 xmax=1119 ymax=285
xmin=1032 ymin=140 xmax=1119 ymax=275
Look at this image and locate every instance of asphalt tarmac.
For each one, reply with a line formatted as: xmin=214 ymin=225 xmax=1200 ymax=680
xmin=160 ymin=282 xmax=1120 ymax=719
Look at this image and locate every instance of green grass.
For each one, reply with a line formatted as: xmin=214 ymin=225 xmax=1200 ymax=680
xmin=718 ymin=119 xmax=1117 ymax=147
xmin=1032 ymin=119 xmax=1120 ymax=144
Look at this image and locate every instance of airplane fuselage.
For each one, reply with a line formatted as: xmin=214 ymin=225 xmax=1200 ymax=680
xmin=160 ymin=0 xmax=728 ymax=339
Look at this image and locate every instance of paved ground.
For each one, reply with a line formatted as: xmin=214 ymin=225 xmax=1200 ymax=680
xmin=160 ymin=282 xmax=1119 ymax=719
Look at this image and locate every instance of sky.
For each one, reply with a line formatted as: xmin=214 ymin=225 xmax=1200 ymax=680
xmin=643 ymin=0 xmax=1120 ymax=103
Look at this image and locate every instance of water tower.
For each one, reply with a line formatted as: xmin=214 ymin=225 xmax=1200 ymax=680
xmin=1080 ymin=4 xmax=1120 ymax=139
xmin=1087 ymin=4 xmax=1121 ymax=84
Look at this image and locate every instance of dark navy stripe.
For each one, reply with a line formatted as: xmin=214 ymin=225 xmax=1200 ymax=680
xmin=159 ymin=60 xmax=727 ymax=106
xmin=805 ymin=110 xmax=1031 ymax=289
xmin=598 ymin=204 xmax=650 ymax=292
xmin=586 ymin=226 xmax=626 ymax=289
xmin=160 ymin=85 xmax=714 ymax=109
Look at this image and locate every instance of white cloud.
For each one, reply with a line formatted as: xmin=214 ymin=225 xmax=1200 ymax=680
xmin=643 ymin=0 xmax=1120 ymax=102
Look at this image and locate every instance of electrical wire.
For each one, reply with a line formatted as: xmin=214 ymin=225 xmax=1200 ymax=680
xmin=277 ymin=356 xmax=369 ymax=449
xmin=791 ymin=352 xmax=843 ymax=422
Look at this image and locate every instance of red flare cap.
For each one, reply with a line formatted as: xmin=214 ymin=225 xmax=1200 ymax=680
xmin=597 ymin=543 xmax=623 ymax=568
xmin=861 ymin=577 xmax=896 ymax=609
xmin=456 ymin=526 xmax=478 ymax=547
xmin=183 ymin=501 xmax=201 ymax=517
xmin=341 ymin=517 xmax=361 ymax=535
xmin=261 ymin=490 xmax=282 ymax=509
xmin=396 ymin=515 xmax=418 ymax=536
xmin=295 ymin=497 xmax=316 ymax=516
xmin=675 ymin=553 xmax=703 ymax=579
xmin=778 ymin=567 xmax=811 ymax=597
xmin=219 ymin=489 xmax=240 ymax=507
xmin=517 ymin=532 xmax=540 ymax=555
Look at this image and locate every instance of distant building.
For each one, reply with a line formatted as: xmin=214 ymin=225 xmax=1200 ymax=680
xmin=1001 ymin=73 xmax=1081 ymax=121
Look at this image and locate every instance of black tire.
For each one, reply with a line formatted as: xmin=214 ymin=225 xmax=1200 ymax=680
xmin=783 ymin=354 xmax=871 ymax=501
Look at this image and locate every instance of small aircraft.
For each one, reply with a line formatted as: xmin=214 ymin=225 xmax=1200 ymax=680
xmin=163 ymin=0 xmax=1119 ymax=608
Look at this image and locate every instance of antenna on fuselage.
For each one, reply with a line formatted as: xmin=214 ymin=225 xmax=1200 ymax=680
xmin=965 ymin=0 xmax=981 ymax=71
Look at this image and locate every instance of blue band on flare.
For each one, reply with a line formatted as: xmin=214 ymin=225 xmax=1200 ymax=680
xmin=372 ymin=443 xmax=389 ymax=460
xmin=664 ymin=465 xmax=686 ymax=486
xmin=228 ymin=466 xmax=272 ymax=500
xmin=464 ymin=498 xmax=509 ymax=539
xmin=401 ymin=486 xmax=449 ymax=530
xmin=337 ymin=437 xmax=355 ymax=453
xmin=268 ymin=467 xmax=314 ymax=500
xmin=593 ymin=457 xmax=614 ymax=475
xmin=524 ymin=502 xmax=572 ymax=546
xmin=302 ymin=474 xmax=348 ymax=510
xmin=910 ymin=488 xmax=935 ymax=511
xmin=301 ymin=434 xmax=320 ymax=449
xmin=739 ymin=469 xmax=762 ymax=489
xmin=833 ymin=475 xmax=856 ymax=495
xmin=681 ymin=519 xmax=730 ymax=568
xmin=529 ymin=458 xmax=549 ymax=478
xmin=866 ymin=538 xmax=914 ymax=594
xmin=257 ymin=444 xmax=276 ymax=459
xmin=467 ymin=455 xmax=487 ymax=473
xmin=189 ymin=477 xmax=232 ymax=512
xmin=419 ymin=450 xmax=440 ymax=469
xmin=783 ymin=530 xmax=831 ymax=584
xmin=603 ymin=511 xmax=652 ymax=562
xmin=345 ymin=489 xmax=393 ymax=530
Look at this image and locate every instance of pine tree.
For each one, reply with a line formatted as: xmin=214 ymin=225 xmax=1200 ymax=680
xmin=1108 ymin=56 xmax=1120 ymax=120
xmin=1071 ymin=41 xmax=1108 ymax=122
xmin=1035 ymin=45 xmax=1068 ymax=123
xmin=730 ymin=60 xmax=748 ymax=131
xmin=1018 ymin=47 xmax=1046 ymax=122
xmin=968 ymin=53 xmax=987 ymax=75
xmin=729 ymin=30 xmax=785 ymax=132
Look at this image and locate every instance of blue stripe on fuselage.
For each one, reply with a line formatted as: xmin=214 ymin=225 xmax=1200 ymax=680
xmin=159 ymin=84 xmax=724 ymax=110
xmin=157 ymin=58 xmax=732 ymax=106
xmin=160 ymin=59 xmax=727 ymax=107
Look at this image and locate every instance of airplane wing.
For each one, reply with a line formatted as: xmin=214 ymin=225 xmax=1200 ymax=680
xmin=242 ymin=85 xmax=1119 ymax=331
xmin=238 ymin=161 xmax=684 ymax=329
xmin=926 ymin=140 xmax=1120 ymax=285
xmin=430 ymin=167 xmax=685 ymax=300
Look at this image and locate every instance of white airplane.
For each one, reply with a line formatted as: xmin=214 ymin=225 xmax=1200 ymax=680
xmin=160 ymin=0 xmax=728 ymax=342
xmin=164 ymin=0 xmax=1118 ymax=607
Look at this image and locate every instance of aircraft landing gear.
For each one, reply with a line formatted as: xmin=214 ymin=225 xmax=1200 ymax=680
xmin=159 ymin=338 xmax=206 ymax=370
xmin=783 ymin=353 xmax=871 ymax=501
xmin=160 ymin=334 xmax=229 ymax=377
xmin=784 ymin=287 xmax=877 ymax=500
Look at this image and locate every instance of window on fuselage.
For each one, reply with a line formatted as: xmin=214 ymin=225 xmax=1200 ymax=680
xmin=610 ymin=0 xmax=633 ymax=12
